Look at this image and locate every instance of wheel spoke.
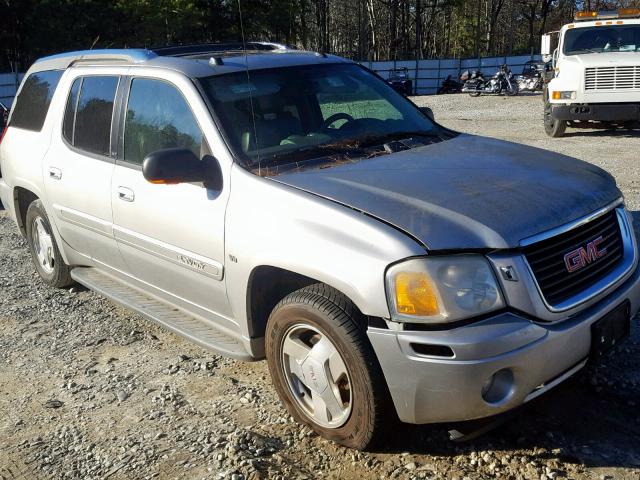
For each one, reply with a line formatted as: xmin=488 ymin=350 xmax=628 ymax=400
xmin=282 ymin=336 xmax=312 ymax=362
xmin=322 ymin=387 xmax=346 ymax=419
xmin=311 ymin=392 xmax=330 ymax=424
xmin=312 ymin=388 xmax=345 ymax=424
xmin=287 ymin=357 xmax=306 ymax=384
xmin=309 ymin=335 xmax=336 ymax=364
xmin=327 ymin=349 xmax=349 ymax=384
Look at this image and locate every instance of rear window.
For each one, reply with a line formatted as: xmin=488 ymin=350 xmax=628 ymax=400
xmin=62 ymin=76 xmax=119 ymax=156
xmin=9 ymin=70 xmax=63 ymax=132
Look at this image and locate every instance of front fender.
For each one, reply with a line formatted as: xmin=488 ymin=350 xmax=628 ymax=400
xmin=224 ymin=165 xmax=425 ymax=341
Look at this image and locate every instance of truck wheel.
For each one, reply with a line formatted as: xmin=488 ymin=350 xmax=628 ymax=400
xmin=544 ymin=101 xmax=566 ymax=137
xmin=265 ymin=283 xmax=391 ymax=450
xmin=25 ymin=200 xmax=73 ymax=288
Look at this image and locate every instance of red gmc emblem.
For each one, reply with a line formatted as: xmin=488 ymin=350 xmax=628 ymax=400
xmin=564 ymin=236 xmax=607 ymax=273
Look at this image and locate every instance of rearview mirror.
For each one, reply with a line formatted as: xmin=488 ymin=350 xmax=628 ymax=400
xmin=419 ymin=106 xmax=435 ymax=121
xmin=142 ymin=148 xmax=222 ymax=189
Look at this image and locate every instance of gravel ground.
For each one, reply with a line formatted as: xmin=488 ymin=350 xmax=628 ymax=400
xmin=1 ymin=94 xmax=640 ymax=480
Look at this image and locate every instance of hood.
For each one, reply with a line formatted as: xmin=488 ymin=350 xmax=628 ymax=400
xmin=562 ymin=52 xmax=640 ymax=68
xmin=270 ymin=134 xmax=620 ymax=250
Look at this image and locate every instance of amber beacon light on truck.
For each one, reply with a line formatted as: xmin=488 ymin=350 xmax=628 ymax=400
xmin=574 ymin=9 xmax=640 ymax=22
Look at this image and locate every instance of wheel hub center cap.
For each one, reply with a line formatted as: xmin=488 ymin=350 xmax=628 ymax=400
xmin=301 ymin=357 xmax=328 ymax=393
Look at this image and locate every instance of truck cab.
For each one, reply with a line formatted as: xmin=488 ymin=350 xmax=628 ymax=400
xmin=542 ymin=9 xmax=640 ymax=137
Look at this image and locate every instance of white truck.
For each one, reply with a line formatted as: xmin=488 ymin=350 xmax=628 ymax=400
xmin=542 ymin=8 xmax=640 ymax=137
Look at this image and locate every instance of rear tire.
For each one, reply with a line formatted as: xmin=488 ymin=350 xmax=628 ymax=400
xmin=544 ymin=99 xmax=567 ymax=137
xmin=265 ymin=283 xmax=392 ymax=450
xmin=25 ymin=200 xmax=73 ymax=288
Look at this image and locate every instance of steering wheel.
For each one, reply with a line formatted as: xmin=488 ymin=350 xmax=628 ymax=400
xmin=321 ymin=112 xmax=355 ymax=131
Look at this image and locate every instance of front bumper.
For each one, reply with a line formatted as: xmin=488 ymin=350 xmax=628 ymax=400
xmin=551 ymin=103 xmax=640 ymax=122
xmin=368 ymin=262 xmax=640 ymax=424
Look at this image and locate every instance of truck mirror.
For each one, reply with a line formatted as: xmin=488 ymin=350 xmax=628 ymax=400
xmin=541 ymin=34 xmax=552 ymax=57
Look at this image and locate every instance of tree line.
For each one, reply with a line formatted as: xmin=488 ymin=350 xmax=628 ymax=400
xmin=2 ymin=0 xmax=640 ymax=72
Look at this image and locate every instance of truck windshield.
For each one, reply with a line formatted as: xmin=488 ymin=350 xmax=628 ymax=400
xmin=563 ymin=24 xmax=640 ymax=55
xmin=200 ymin=63 xmax=442 ymax=171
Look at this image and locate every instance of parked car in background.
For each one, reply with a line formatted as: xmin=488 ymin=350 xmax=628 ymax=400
xmin=386 ymin=67 xmax=413 ymax=95
xmin=1 ymin=46 xmax=638 ymax=450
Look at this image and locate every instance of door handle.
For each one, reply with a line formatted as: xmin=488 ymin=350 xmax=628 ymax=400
xmin=49 ymin=167 xmax=62 ymax=180
xmin=117 ymin=186 xmax=135 ymax=202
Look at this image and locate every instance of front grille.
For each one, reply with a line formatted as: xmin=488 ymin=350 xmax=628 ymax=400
xmin=585 ymin=66 xmax=640 ymax=91
xmin=523 ymin=209 xmax=624 ymax=306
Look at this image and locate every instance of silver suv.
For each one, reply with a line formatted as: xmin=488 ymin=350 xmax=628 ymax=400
xmin=1 ymin=46 xmax=638 ymax=450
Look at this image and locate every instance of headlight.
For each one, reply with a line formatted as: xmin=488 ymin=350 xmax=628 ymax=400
xmin=551 ymin=91 xmax=576 ymax=100
xmin=385 ymin=256 xmax=504 ymax=324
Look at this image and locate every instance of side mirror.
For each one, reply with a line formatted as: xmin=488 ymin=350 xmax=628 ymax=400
xmin=142 ymin=148 xmax=222 ymax=189
xmin=419 ymin=106 xmax=435 ymax=121
xmin=541 ymin=34 xmax=552 ymax=56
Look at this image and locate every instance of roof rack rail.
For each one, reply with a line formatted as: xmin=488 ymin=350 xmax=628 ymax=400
xmin=32 ymin=49 xmax=157 ymax=71
xmin=152 ymin=42 xmax=292 ymax=57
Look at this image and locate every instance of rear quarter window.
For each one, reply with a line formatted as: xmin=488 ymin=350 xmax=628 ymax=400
xmin=9 ymin=70 xmax=63 ymax=132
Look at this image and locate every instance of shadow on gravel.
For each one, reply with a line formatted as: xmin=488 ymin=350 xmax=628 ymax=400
xmin=377 ymin=372 xmax=640 ymax=469
xmin=563 ymin=127 xmax=640 ymax=139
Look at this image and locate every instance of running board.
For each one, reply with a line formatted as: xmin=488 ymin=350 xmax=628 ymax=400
xmin=70 ymin=267 xmax=252 ymax=361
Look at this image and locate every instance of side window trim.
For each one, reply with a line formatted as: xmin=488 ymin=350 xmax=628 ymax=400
xmin=115 ymin=76 xmax=137 ymax=169
xmin=60 ymin=74 xmax=123 ymax=164
xmin=117 ymin=75 xmax=206 ymax=169
xmin=70 ymin=78 xmax=82 ymax=146
xmin=62 ymin=77 xmax=83 ymax=146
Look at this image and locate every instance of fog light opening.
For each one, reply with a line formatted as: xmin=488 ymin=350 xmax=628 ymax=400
xmin=481 ymin=368 xmax=515 ymax=405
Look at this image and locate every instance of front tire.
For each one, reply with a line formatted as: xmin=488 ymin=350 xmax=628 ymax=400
xmin=544 ymin=99 xmax=567 ymax=137
xmin=25 ymin=200 xmax=73 ymax=288
xmin=265 ymin=284 xmax=391 ymax=450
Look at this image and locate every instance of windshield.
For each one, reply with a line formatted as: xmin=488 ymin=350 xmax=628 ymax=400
xmin=563 ymin=24 xmax=640 ymax=55
xmin=200 ymin=63 xmax=441 ymax=171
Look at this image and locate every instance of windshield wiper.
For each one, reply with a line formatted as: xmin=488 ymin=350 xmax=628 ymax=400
xmin=251 ymin=130 xmax=444 ymax=172
xmin=254 ymin=143 xmax=363 ymax=169
xmin=569 ymin=48 xmax=603 ymax=54
xmin=354 ymin=130 xmax=442 ymax=148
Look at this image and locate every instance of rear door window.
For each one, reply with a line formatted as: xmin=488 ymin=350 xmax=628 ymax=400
xmin=62 ymin=76 xmax=119 ymax=156
xmin=123 ymin=78 xmax=202 ymax=165
xmin=10 ymin=70 xmax=63 ymax=131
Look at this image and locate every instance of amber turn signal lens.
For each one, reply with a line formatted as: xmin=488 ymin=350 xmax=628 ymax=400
xmin=394 ymin=271 xmax=440 ymax=316
xmin=575 ymin=11 xmax=597 ymax=19
xmin=552 ymin=91 xmax=561 ymax=100
xmin=619 ymin=8 xmax=640 ymax=17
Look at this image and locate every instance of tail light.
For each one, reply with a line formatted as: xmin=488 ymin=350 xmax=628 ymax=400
xmin=0 ymin=126 xmax=7 ymax=145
